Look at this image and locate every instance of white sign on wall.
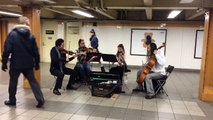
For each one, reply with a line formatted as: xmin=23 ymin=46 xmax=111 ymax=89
xmin=194 ymin=30 xmax=204 ymax=59
xmin=130 ymin=28 xmax=167 ymax=56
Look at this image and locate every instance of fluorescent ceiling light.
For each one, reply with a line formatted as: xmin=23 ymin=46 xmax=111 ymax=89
xmin=179 ymin=0 xmax=194 ymax=3
xmin=72 ymin=10 xmax=94 ymax=18
xmin=0 ymin=11 xmax=22 ymax=17
xmin=37 ymin=0 xmax=56 ymax=4
xmin=167 ymin=10 xmax=182 ymax=19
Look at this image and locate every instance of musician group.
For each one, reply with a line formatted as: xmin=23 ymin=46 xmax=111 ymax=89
xmin=50 ymin=29 xmax=166 ymax=99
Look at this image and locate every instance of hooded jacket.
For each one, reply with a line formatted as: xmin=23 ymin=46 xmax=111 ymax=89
xmin=89 ymin=34 xmax=99 ymax=49
xmin=2 ymin=25 xmax=40 ymax=69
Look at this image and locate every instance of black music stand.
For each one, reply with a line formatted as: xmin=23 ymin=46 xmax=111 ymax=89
xmin=86 ymin=53 xmax=101 ymax=62
xmin=101 ymin=53 xmax=117 ymax=69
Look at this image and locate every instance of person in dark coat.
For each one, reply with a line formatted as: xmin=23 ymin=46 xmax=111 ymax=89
xmin=89 ymin=29 xmax=105 ymax=72
xmin=1 ymin=16 xmax=44 ymax=108
xmin=50 ymin=38 xmax=78 ymax=95
xmin=89 ymin=29 xmax=99 ymax=51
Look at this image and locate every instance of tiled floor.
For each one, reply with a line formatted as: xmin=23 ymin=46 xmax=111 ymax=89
xmin=1 ymin=63 xmax=213 ymax=120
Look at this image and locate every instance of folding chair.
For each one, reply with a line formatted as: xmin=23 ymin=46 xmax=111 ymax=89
xmin=152 ymin=65 xmax=175 ymax=96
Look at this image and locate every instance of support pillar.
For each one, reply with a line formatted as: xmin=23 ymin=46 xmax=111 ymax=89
xmin=22 ymin=6 xmax=41 ymax=88
xmin=199 ymin=9 xmax=213 ymax=101
xmin=0 ymin=21 xmax=8 ymax=55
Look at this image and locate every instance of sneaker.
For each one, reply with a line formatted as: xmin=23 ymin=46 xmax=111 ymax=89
xmin=4 ymin=100 xmax=16 ymax=106
xmin=53 ymin=89 xmax=61 ymax=95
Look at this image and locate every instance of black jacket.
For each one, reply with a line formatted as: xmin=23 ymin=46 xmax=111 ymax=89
xmin=50 ymin=47 xmax=74 ymax=72
xmin=2 ymin=25 xmax=40 ymax=69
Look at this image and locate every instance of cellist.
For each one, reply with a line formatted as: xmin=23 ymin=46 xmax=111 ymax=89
xmin=133 ymin=42 xmax=166 ymax=99
xmin=132 ymin=35 xmax=152 ymax=92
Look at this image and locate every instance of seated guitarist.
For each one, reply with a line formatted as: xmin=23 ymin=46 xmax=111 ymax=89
xmin=134 ymin=43 xmax=166 ymax=99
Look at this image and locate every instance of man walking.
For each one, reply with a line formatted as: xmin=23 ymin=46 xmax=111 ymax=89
xmin=1 ymin=16 xmax=44 ymax=108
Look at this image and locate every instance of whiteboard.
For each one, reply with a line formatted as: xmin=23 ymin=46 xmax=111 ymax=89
xmin=194 ymin=30 xmax=204 ymax=59
xmin=130 ymin=29 xmax=167 ymax=56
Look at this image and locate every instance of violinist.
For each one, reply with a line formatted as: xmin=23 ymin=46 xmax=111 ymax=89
xmin=109 ymin=44 xmax=127 ymax=93
xmin=50 ymin=38 xmax=78 ymax=95
xmin=75 ymin=39 xmax=91 ymax=83
xmin=134 ymin=43 xmax=166 ymax=99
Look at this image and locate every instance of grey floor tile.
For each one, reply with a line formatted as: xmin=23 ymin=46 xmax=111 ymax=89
xmin=0 ymin=63 xmax=213 ymax=120
xmin=75 ymin=104 xmax=97 ymax=115
xmin=123 ymin=109 xmax=142 ymax=120
xmin=175 ymin=114 xmax=192 ymax=120
xmin=142 ymin=111 xmax=158 ymax=118
xmin=191 ymin=116 xmax=208 ymax=120
xmin=62 ymin=103 xmax=84 ymax=114
xmin=107 ymin=107 xmax=126 ymax=119
xmin=141 ymin=116 xmax=158 ymax=120
xmin=158 ymin=112 xmax=175 ymax=120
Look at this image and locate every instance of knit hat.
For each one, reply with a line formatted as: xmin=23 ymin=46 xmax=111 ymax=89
xmin=90 ymin=29 xmax=95 ymax=33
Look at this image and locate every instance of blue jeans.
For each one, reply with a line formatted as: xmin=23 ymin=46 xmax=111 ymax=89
xmin=75 ymin=63 xmax=91 ymax=81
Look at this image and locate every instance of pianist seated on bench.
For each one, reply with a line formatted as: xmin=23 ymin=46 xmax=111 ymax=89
xmin=109 ymin=44 xmax=127 ymax=92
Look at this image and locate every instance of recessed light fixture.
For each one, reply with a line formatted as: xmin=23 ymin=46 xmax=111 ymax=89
xmin=160 ymin=23 xmax=166 ymax=27
xmin=72 ymin=10 xmax=94 ymax=18
xmin=167 ymin=10 xmax=182 ymax=19
xmin=179 ymin=0 xmax=194 ymax=3
xmin=0 ymin=11 xmax=22 ymax=17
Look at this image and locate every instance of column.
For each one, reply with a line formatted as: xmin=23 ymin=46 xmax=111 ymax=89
xmin=199 ymin=10 xmax=213 ymax=101
xmin=22 ymin=6 xmax=41 ymax=88
xmin=0 ymin=21 xmax=8 ymax=54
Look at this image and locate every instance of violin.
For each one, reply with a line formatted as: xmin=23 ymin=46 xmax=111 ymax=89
xmin=137 ymin=42 xmax=165 ymax=84
xmin=59 ymin=48 xmax=75 ymax=55
xmin=82 ymin=47 xmax=95 ymax=53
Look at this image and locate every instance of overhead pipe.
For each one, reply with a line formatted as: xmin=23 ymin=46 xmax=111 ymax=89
xmin=74 ymin=0 xmax=116 ymax=19
xmin=94 ymin=7 xmax=116 ymax=19
xmin=100 ymin=0 xmax=106 ymax=11
xmin=44 ymin=8 xmax=79 ymax=18
xmin=107 ymin=6 xmax=198 ymax=10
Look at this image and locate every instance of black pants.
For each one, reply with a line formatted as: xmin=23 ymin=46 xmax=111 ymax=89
xmin=9 ymin=69 xmax=44 ymax=103
xmin=51 ymin=67 xmax=76 ymax=90
xmin=109 ymin=65 xmax=126 ymax=92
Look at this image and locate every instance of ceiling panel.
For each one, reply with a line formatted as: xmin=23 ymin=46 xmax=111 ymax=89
xmin=0 ymin=0 xmax=209 ymax=21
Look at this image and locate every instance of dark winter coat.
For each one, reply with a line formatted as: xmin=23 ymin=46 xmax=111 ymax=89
xmin=2 ymin=25 xmax=40 ymax=70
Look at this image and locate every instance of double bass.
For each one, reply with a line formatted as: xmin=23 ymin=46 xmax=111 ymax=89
xmin=137 ymin=43 xmax=165 ymax=84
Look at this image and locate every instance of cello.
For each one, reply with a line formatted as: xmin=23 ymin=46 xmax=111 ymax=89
xmin=137 ymin=43 xmax=165 ymax=84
